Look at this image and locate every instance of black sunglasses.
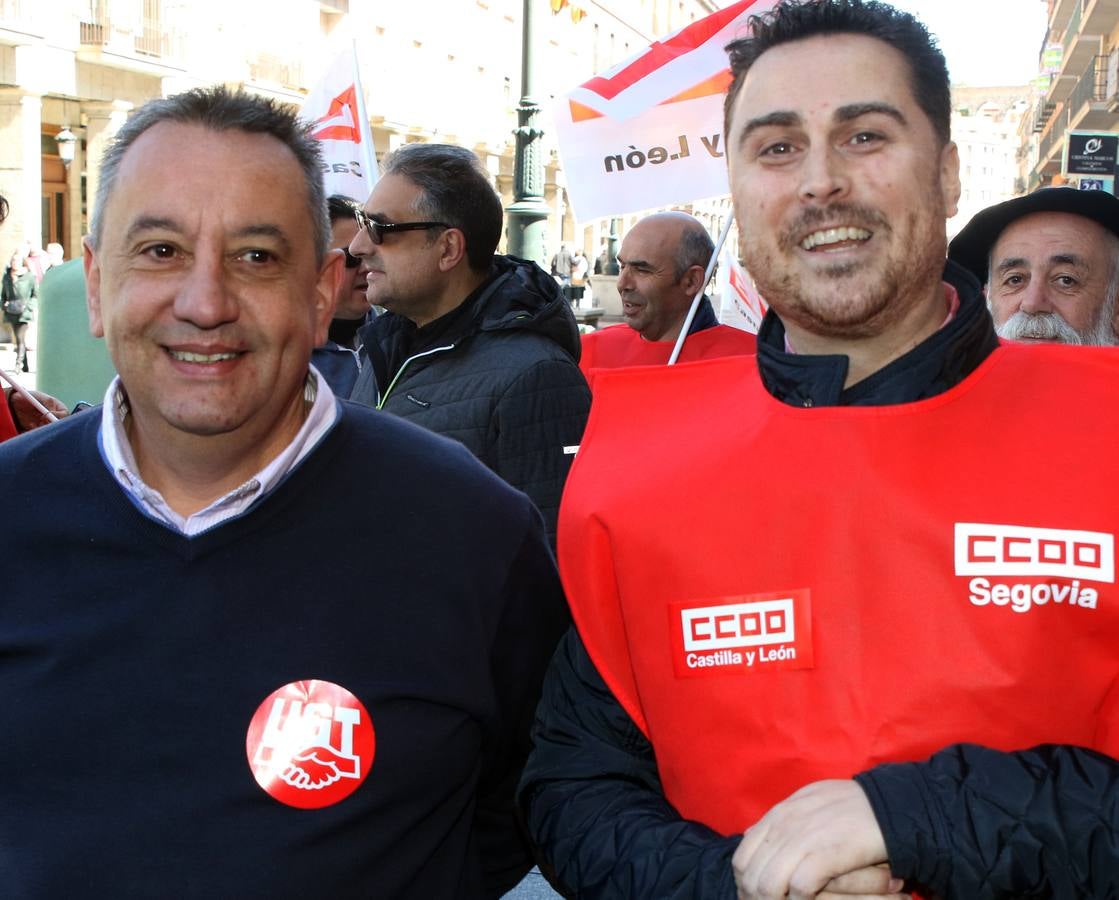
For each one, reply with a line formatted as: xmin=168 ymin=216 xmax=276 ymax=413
xmin=353 ymin=208 xmax=450 ymax=245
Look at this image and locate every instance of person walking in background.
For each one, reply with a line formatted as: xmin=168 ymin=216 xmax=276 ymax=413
xmin=2 ymin=249 xmax=37 ymax=373
xmin=550 ymin=243 xmax=573 ymax=284
xmin=24 ymin=244 xmax=51 ymax=283
xmin=566 ymin=247 xmax=589 ymax=305
xmin=593 ymin=240 xmax=609 ymax=275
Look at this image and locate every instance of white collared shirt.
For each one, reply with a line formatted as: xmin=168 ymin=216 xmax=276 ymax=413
xmin=98 ymin=366 xmax=338 ymax=536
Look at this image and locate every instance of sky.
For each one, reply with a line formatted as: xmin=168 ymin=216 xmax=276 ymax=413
xmin=886 ymin=0 xmax=1050 ymax=86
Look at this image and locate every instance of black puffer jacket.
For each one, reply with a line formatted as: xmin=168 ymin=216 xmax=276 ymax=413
xmin=520 ymin=263 xmax=1119 ymax=899
xmin=350 ymin=255 xmax=590 ymax=544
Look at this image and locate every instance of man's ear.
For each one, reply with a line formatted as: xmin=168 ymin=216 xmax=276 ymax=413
xmin=83 ymin=235 xmax=105 ymax=338
xmin=940 ymin=141 xmax=962 ymax=220
xmin=313 ymin=248 xmax=345 ymax=346
xmin=436 ymin=228 xmax=468 ymax=273
xmin=680 ymin=263 xmax=707 ymax=298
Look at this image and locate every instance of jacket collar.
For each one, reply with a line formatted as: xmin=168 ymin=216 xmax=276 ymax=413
xmin=687 ymin=296 xmax=719 ymax=335
xmin=756 ymin=260 xmax=997 ymax=407
xmin=357 ymin=255 xmax=581 ymax=390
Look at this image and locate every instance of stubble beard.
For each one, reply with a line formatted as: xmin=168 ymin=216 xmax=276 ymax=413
xmin=741 ymin=189 xmax=947 ymax=340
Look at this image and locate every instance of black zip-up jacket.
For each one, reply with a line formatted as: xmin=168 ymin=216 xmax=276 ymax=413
xmin=519 ymin=262 xmax=1119 ymax=899
xmin=350 ymin=255 xmax=590 ymax=545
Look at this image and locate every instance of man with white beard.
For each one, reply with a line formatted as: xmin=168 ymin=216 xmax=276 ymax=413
xmin=949 ymin=187 xmax=1119 ymax=345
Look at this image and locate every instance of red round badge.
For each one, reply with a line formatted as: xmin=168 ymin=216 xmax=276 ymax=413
xmin=246 ymin=680 xmax=375 ymax=809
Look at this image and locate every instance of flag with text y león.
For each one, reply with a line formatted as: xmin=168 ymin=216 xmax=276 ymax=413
xmin=554 ymin=0 xmax=775 ymax=223
xmin=300 ymin=45 xmax=378 ymax=203
xmin=716 ymin=243 xmax=768 ymax=334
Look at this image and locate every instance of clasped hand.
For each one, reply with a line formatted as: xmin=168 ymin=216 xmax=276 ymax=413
xmin=732 ymin=779 xmax=908 ymax=900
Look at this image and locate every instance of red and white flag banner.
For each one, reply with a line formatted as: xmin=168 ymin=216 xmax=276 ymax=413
xmin=554 ymin=0 xmax=775 ymax=223
xmin=716 ymin=243 xmax=768 ymax=334
xmin=300 ymin=44 xmax=378 ymax=203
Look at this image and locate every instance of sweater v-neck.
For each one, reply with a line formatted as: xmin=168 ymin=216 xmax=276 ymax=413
xmin=79 ymin=409 xmax=351 ymax=561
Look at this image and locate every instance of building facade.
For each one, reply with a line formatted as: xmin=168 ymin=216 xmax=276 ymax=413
xmin=0 ymin=0 xmax=720 ymax=269
xmin=1028 ymin=0 xmax=1119 ymax=193
xmin=950 ymin=85 xmax=1030 ymax=236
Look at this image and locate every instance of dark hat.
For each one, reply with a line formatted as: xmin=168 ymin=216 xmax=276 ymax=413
xmin=948 ymin=187 xmax=1119 ymax=283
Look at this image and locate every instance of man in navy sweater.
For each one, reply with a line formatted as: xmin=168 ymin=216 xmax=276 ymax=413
xmin=0 ymin=86 xmax=568 ymax=898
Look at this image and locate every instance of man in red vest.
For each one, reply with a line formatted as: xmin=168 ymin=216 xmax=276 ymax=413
xmin=579 ymin=212 xmax=756 ymax=374
xmin=521 ymin=1 xmax=1119 ymax=898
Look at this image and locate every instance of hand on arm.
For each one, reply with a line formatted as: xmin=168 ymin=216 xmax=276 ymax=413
xmin=732 ymin=779 xmax=907 ymax=900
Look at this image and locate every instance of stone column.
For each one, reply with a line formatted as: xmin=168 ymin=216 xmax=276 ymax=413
xmin=82 ymin=99 xmax=134 ymax=232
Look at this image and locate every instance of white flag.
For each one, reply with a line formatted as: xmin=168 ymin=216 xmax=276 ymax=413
xmin=301 ymin=44 xmax=378 ymax=202
xmin=716 ymin=244 xmax=768 ymax=334
xmin=553 ymin=0 xmax=775 ymax=222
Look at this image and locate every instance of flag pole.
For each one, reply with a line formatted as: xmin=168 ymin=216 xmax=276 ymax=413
xmin=0 ymin=369 xmax=58 ymax=423
xmin=668 ymin=212 xmax=734 ymax=365
xmin=350 ymin=40 xmax=378 ymax=191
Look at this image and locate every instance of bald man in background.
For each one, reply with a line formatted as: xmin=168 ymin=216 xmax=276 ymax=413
xmin=579 ymin=212 xmax=756 ymax=375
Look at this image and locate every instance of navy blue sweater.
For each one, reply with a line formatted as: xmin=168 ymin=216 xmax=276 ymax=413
xmin=0 ymin=403 xmax=569 ymax=898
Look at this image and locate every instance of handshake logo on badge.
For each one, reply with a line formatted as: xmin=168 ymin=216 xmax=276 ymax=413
xmin=259 ymin=702 xmax=364 ymax=789
xmin=246 ymin=680 xmax=375 ymax=809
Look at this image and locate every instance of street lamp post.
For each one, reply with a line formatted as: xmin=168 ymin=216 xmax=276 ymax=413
xmin=506 ymin=0 xmax=550 ymax=267
xmin=604 ymin=217 xmax=620 ymax=275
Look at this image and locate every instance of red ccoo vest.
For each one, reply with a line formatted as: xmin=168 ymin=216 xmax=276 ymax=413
xmin=559 ymin=343 xmax=1119 ymax=835
xmin=579 ymin=323 xmax=756 ymax=378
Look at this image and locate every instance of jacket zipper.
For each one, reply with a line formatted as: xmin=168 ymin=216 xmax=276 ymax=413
xmin=376 ymin=343 xmax=456 ymax=410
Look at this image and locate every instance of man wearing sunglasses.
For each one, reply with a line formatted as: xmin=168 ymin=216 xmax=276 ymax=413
xmin=348 ymin=143 xmax=590 ymax=545
xmin=311 ymin=194 xmax=372 ymax=397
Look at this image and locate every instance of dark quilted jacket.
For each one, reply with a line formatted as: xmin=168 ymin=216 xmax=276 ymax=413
xmin=350 ymin=255 xmax=590 ymax=544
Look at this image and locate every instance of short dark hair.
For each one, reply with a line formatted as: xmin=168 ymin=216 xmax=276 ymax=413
xmin=674 ymin=221 xmax=715 ymax=281
xmin=327 ymin=194 xmax=358 ymax=224
xmin=0 ymin=193 xmax=8 ymax=226
xmin=723 ymin=0 xmax=951 ymax=146
xmin=89 ymin=86 xmax=329 ymax=262
xmin=381 ymin=143 xmax=502 ymax=272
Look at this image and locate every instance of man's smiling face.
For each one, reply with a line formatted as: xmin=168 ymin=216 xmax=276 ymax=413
xmin=84 ymin=121 xmax=335 ymax=451
xmin=726 ymin=33 xmax=960 ymax=340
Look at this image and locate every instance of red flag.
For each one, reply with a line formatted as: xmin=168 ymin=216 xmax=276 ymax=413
xmin=716 ymin=245 xmax=768 ymax=334
xmin=300 ymin=44 xmax=378 ymax=202
xmin=553 ymin=0 xmax=775 ymax=221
